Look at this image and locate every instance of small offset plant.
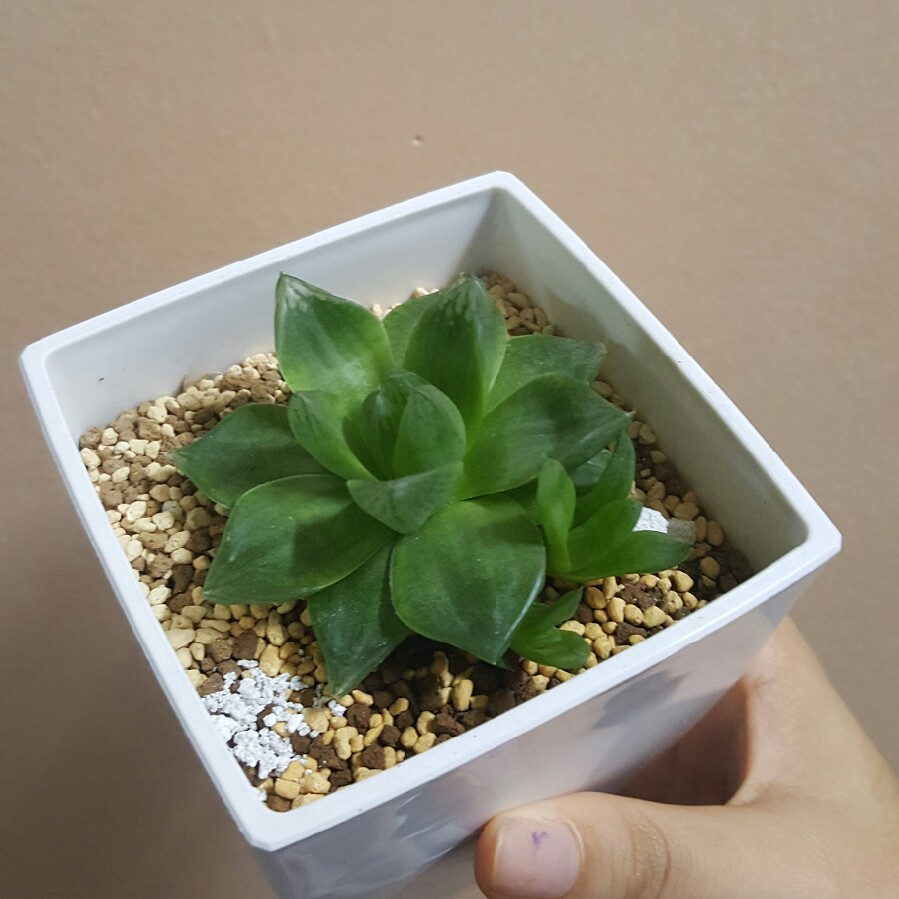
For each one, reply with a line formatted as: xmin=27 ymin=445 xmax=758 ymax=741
xmin=172 ymin=274 xmax=690 ymax=695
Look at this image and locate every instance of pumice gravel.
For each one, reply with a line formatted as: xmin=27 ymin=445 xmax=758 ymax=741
xmin=79 ymin=272 xmax=751 ymax=812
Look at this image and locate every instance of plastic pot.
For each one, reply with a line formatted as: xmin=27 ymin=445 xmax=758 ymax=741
xmin=20 ymin=172 xmax=840 ymax=898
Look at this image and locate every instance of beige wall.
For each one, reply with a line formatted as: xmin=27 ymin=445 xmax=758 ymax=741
xmin=2 ymin=3 xmax=896 ymax=897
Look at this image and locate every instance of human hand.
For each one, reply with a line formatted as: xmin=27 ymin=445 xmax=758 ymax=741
xmin=474 ymin=618 xmax=899 ymax=898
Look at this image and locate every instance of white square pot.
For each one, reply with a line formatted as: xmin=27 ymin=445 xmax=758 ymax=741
xmin=20 ymin=172 xmax=840 ymax=898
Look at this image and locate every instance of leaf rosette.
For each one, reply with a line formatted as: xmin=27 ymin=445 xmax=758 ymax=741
xmin=171 ymin=274 xmax=689 ymax=695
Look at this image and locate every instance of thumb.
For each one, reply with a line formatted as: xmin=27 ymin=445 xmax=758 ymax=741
xmin=474 ymin=792 xmax=818 ymax=899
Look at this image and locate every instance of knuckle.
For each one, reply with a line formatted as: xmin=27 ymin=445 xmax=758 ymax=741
xmin=620 ymin=809 xmax=677 ymax=899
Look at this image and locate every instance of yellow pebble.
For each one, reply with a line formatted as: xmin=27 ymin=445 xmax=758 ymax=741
xmin=416 ymin=711 xmax=436 ymax=736
xmin=642 ymin=606 xmax=667 ymax=628
xmin=673 ymin=502 xmax=699 ymax=521
xmin=281 ymin=760 xmax=305 ymax=783
xmin=672 ymin=570 xmax=694 ymax=593
xmin=388 ymin=697 xmax=409 ymax=716
xmin=451 ymin=679 xmax=474 ymax=712
xmin=413 ymin=733 xmax=436 ymax=754
xmin=274 ymin=778 xmax=300 ymax=801
xmin=607 ymin=596 xmax=625 ymax=624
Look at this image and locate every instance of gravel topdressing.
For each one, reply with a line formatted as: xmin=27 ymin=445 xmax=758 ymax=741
xmin=78 ymin=272 xmax=751 ymax=812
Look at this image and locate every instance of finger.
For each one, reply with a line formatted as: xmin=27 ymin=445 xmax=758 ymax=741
xmin=620 ymin=617 xmax=838 ymax=807
xmin=474 ymin=792 xmax=827 ymax=899
xmin=476 ymin=619 xmax=899 ymax=898
xmin=623 ymin=617 xmax=891 ymax=808
xmin=733 ymin=617 xmax=895 ymax=806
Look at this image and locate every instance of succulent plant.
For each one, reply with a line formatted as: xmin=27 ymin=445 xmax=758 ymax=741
xmin=171 ymin=273 xmax=689 ymax=695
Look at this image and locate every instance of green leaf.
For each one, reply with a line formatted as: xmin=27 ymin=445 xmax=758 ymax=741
xmin=402 ymin=275 xmax=507 ymax=429
xmin=463 ymin=374 xmax=630 ymax=497
xmin=354 ymin=376 xmax=408 ymax=479
xmin=574 ymin=435 xmax=636 ymax=525
xmin=307 ymin=543 xmax=408 ymax=697
xmin=536 ymin=459 xmax=575 ymax=572
xmin=390 ymin=496 xmax=546 ymax=665
xmin=392 ymin=377 xmax=466 ymax=476
xmin=568 ymin=447 xmax=611 ymax=493
xmin=568 ymin=530 xmax=692 ymax=582
xmin=510 ymin=589 xmax=590 ymax=669
xmin=564 ymin=499 xmax=642 ymax=578
xmin=382 ymin=291 xmax=443 ymax=361
xmin=354 ymin=370 xmax=466 ymax=479
xmin=563 ymin=499 xmax=690 ymax=581
xmin=347 ymin=462 xmax=463 ymax=534
xmin=169 ymin=403 xmax=325 ymax=508
xmin=287 ymin=391 xmax=372 ymax=481
xmin=275 ymin=274 xmax=393 ymax=403
xmin=503 ymin=482 xmax=540 ymax=523
xmin=534 ymin=587 xmax=584 ymax=626
xmin=203 ymin=474 xmax=392 ymax=604
xmin=488 ymin=334 xmax=604 ymax=411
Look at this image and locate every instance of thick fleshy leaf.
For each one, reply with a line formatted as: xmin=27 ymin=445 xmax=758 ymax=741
xmin=347 ymin=462 xmax=463 ymax=534
xmin=510 ymin=589 xmax=589 ymax=669
xmin=288 ymin=391 xmax=372 ymax=481
xmin=503 ymin=482 xmax=540 ymax=523
xmin=382 ymin=291 xmax=443 ymax=360
xmin=536 ymin=459 xmax=575 ymax=573
xmin=169 ymin=403 xmax=324 ymax=508
xmin=307 ymin=543 xmax=408 ymax=696
xmin=463 ymin=374 xmax=630 ymax=497
xmin=564 ymin=499 xmax=690 ymax=581
xmin=391 ymin=496 xmax=546 ymax=665
xmin=392 ymin=378 xmax=466 ymax=476
xmin=354 ymin=377 xmax=408 ymax=479
xmin=203 ymin=475 xmax=392 ymax=604
xmin=574 ymin=435 xmax=636 ymax=525
xmin=488 ymin=334 xmax=604 ymax=411
xmin=402 ymin=275 xmax=507 ymax=428
xmin=567 ymin=530 xmax=692 ymax=582
xmin=513 ymin=621 xmax=587 ymax=669
xmin=563 ymin=499 xmax=642 ymax=577
xmin=354 ymin=371 xmax=466 ymax=479
xmin=569 ymin=447 xmax=611 ymax=493
xmin=275 ymin=274 xmax=393 ymax=403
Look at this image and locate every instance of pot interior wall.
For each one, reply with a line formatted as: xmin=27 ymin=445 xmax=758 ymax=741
xmin=465 ymin=190 xmax=809 ymax=573
xmin=43 ymin=189 xmax=495 ymax=439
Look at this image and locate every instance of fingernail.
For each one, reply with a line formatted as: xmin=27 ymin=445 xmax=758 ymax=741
xmin=492 ymin=815 xmax=581 ymax=897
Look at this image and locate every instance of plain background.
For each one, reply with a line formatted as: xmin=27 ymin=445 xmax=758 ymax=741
xmin=2 ymin=3 xmax=896 ymax=897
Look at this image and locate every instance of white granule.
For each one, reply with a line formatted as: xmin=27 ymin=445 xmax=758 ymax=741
xmin=200 ymin=665 xmax=349 ymax=792
xmin=231 ymin=728 xmax=294 ymax=780
xmin=634 ymin=507 xmax=697 ymax=545
xmin=286 ymin=715 xmax=307 ymax=734
xmin=210 ymin=714 xmax=240 ymax=742
xmin=666 ymin=517 xmax=697 ymax=544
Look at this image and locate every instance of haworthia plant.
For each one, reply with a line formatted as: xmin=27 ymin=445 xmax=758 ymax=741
xmin=170 ymin=273 xmax=690 ymax=695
